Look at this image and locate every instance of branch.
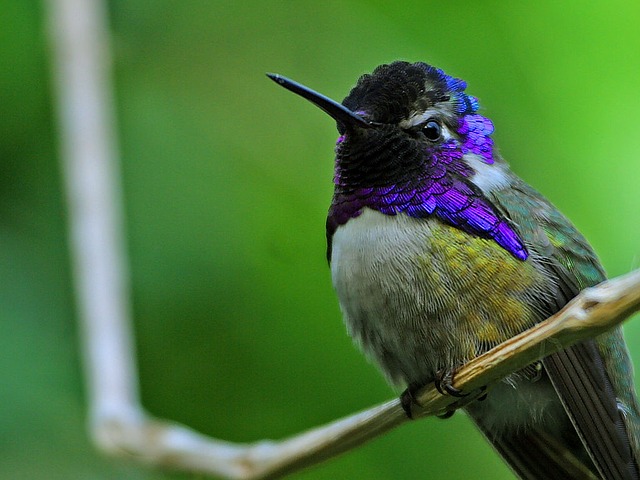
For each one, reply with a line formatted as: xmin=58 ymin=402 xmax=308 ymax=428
xmin=118 ymin=270 xmax=638 ymax=480
xmin=46 ymin=0 xmax=640 ymax=479
xmin=46 ymin=271 xmax=640 ymax=480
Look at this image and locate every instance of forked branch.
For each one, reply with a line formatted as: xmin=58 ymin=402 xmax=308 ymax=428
xmin=47 ymin=0 xmax=640 ymax=479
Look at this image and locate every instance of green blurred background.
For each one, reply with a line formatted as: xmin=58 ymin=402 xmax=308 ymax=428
xmin=2 ymin=1 xmax=640 ymax=478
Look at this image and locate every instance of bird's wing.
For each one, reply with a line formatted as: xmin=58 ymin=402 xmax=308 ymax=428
xmin=544 ymin=342 xmax=638 ymax=479
xmin=471 ymin=398 xmax=599 ymax=480
xmin=488 ymin=179 xmax=639 ymax=479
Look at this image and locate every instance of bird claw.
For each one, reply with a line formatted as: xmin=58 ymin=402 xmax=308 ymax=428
xmin=435 ymin=369 xmax=488 ymax=414
xmin=400 ymin=371 xmax=488 ymax=420
xmin=436 ymin=408 xmax=456 ymax=419
xmin=435 ymin=369 xmax=467 ymax=397
xmin=400 ymin=382 xmax=422 ymax=419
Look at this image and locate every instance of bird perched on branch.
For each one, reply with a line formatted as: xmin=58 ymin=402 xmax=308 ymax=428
xmin=268 ymin=61 xmax=640 ymax=479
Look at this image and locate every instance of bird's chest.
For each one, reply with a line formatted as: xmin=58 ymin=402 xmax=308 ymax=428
xmin=330 ymin=208 xmax=544 ymax=386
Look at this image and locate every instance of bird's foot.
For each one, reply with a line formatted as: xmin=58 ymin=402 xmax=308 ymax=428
xmin=400 ymin=382 xmax=423 ymax=419
xmin=434 ymin=368 xmax=488 ymax=418
xmin=435 ymin=369 xmax=466 ymax=397
xmin=400 ymin=371 xmax=488 ymax=420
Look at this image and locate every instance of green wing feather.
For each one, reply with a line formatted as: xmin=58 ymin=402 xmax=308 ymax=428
xmin=486 ymin=176 xmax=640 ymax=479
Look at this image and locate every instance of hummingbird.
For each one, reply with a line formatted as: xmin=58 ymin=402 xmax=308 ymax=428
xmin=268 ymin=61 xmax=640 ymax=479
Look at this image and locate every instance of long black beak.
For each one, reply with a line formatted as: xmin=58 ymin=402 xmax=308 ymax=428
xmin=267 ymin=73 xmax=371 ymax=130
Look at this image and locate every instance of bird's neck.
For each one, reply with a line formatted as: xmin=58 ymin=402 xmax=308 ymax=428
xmin=328 ymin=150 xmax=527 ymax=261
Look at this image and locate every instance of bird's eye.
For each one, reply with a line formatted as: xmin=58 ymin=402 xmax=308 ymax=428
xmin=422 ymin=119 xmax=442 ymax=141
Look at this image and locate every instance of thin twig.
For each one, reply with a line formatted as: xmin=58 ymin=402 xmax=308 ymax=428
xmin=46 ymin=0 xmax=640 ymax=479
